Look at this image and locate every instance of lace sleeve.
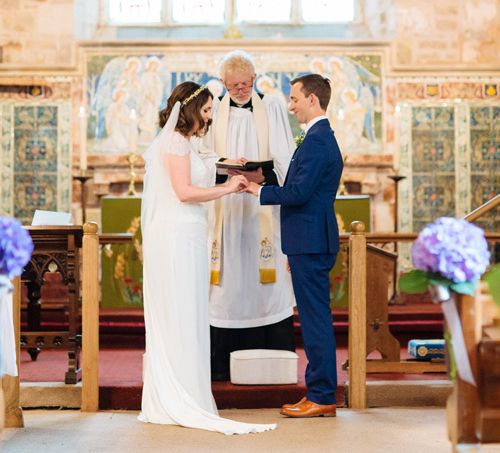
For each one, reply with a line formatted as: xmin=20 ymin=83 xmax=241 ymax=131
xmin=160 ymin=131 xmax=191 ymax=157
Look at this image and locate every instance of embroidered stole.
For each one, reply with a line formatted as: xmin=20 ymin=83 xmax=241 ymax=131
xmin=210 ymin=92 xmax=276 ymax=285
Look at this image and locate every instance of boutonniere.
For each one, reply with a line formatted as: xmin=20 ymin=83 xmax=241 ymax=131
xmin=294 ymin=131 xmax=305 ymax=147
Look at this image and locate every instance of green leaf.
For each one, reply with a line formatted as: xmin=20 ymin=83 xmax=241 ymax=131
xmin=428 ymin=274 xmax=453 ymax=288
xmin=398 ymin=270 xmax=429 ymax=294
xmin=483 ymin=265 xmax=500 ymax=307
xmin=450 ymin=280 xmax=477 ymax=296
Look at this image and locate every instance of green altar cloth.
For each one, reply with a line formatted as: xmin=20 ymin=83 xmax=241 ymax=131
xmin=330 ymin=195 xmax=371 ymax=308
xmin=101 ymin=196 xmax=143 ymax=309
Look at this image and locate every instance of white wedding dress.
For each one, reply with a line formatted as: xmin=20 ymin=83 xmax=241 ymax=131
xmin=138 ymin=113 xmax=276 ymax=435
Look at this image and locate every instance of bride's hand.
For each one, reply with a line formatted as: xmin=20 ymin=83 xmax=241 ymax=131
xmin=226 ymin=175 xmax=248 ymax=193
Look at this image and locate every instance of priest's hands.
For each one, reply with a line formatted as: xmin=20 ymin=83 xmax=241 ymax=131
xmin=228 ymin=157 xmax=265 ymax=184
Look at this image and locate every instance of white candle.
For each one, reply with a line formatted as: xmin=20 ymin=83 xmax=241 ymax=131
xmin=78 ymin=106 xmax=88 ymax=171
xmin=393 ymin=104 xmax=401 ymax=172
xmin=129 ymin=108 xmax=137 ymax=154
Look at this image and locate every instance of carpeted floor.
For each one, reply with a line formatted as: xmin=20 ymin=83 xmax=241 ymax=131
xmin=19 ymin=346 xmax=447 ymax=410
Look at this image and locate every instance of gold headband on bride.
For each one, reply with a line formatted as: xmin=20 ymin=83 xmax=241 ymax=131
xmin=182 ymin=85 xmax=207 ymax=107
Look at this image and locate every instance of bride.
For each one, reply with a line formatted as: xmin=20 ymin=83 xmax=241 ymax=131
xmin=139 ymin=81 xmax=276 ymax=435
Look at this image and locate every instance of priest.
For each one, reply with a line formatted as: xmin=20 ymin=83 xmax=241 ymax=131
xmin=203 ymin=50 xmax=296 ymax=381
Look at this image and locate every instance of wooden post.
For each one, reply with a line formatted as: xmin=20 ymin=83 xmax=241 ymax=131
xmin=81 ymin=222 xmax=99 ymax=412
xmin=348 ymin=221 xmax=367 ymax=409
xmin=2 ymin=277 xmax=24 ymax=427
xmin=447 ymin=293 xmax=480 ymax=450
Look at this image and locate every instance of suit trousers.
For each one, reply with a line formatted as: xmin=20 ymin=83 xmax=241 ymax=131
xmin=288 ymin=253 xmax=337 ymax=404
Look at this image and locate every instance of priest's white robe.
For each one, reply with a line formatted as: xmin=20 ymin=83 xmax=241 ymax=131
xmin=201 ymin=95 xmax=296 ymax=328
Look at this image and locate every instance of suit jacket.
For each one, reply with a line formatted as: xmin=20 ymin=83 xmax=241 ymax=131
xmin=260 ymin=118 xmax=343 ymax=255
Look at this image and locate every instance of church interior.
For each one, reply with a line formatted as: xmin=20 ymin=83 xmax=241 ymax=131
xmin=0 ymin=0 xmax=499 ymax=451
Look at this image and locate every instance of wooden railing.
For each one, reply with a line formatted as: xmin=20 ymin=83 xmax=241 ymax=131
xmin=81 ymin=223 xmax=99 ymax=412
xmin=463 ymin=194 xmax=499 ymax=223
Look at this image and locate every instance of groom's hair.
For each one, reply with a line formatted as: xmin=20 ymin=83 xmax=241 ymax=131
xmin=291 ymin=74 xmax=331 ymax=111
xmin=159 ymin=82 xmax=213 ymax=136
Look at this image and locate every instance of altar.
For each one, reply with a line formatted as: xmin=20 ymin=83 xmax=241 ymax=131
xmin=100 ymin=194 xmax=370 ymax=309
xmin=101 ymin=196 xmax=143 ymax=309
xmin=330 ymin=195 xmax=371 ymax=308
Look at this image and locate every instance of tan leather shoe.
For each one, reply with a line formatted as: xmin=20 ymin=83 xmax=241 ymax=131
xmin=281 ymin=397 xmax=306 ymax=409
xmin=280 ymin=399 xmax=336 ymax=418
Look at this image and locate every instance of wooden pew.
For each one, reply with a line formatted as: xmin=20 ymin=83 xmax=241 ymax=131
xmin=447 ymin=284 xmax=500 ymax=451
xmin=2 ymin=223 xmax=101 ymax=427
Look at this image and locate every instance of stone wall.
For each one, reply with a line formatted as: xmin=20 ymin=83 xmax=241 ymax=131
xmin=0 ymin=0 xmax=498 ymax=232
xmin=0 ymin=0 xmax=75 ymax=67
xmin=394 ymin=0 xmax=500 ymax=69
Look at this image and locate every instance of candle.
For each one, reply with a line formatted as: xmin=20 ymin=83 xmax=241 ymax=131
xmin=393 ymin=104 xmax=401 ymax=172
xmin=78 ymin=106 xmax=88 ymax=171
xmin=129 ymin=108 xmax=138 ymax=154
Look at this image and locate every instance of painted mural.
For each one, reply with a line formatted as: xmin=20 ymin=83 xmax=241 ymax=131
xmin=85 ymin=50 xmax=383 ymax=156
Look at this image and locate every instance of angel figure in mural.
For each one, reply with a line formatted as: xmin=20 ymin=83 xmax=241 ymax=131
xmin=138 ymin=56 xmax=164 ymax=144
xmin=256 ymin=74 xmax=288 ymax=109
xmin=90 ymin=55 xmax=171 ymax=154
xmin=101 ymin=87 xmax=133 ymax=153
xmin=335 ymin=87 xmax=368 ymax=152
xmin=116 ymin=57 xmax=142 ymax=107
xmin=309 ymin=56 xmax=380 ymax=154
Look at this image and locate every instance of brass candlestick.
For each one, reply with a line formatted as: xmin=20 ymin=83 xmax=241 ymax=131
xmin=73 ymin=170 xmax=92 ymax=224
xmin=388 ymin=173 xmax=407 ymax=305
xmin=337 ymin=155 xmax=349 ymax=196
xmin=127 ymin=152 xmax=138 ymax=196
xmin=224 ymin=0 xmax=242 ymax=39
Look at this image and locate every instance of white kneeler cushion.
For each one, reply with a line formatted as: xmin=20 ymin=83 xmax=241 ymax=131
xmin=230 ymin=349 xmax=298 ymax=385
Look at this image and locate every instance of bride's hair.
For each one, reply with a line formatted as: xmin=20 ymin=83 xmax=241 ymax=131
xmin=159 ymin=82 xmax=213 ymax=136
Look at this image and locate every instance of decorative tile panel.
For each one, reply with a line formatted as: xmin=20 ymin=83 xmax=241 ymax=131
xmin=469 ymin=105 xmax=500 ymax=231
xmin=399 ymin=101 xmax=499 ymax=237
xmin=0 ymin=100 xmax=72 ymax=224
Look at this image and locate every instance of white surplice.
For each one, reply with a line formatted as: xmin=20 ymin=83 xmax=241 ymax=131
xmin=139 ymin=128 xmax=276 ymax=435
xmin=202 ymin=95 xmax=296 ymax=328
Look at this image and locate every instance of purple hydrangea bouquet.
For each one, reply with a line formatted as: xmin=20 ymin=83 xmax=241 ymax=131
xmin=0 ymin=216 xmax=33 ymax=283
xmin=0 ymin=216 xmax=33 ymax=377
xmin=399 ymin=217 xmax=497 ymax=386
xmin=399 ymin=217 xmax=491 ymax=297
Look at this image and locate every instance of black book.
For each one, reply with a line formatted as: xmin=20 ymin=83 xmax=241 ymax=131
xmin=215 ymin=159 xmax=274 ymax=172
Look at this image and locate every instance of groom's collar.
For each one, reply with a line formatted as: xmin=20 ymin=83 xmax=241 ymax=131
xmin=305 ymin=115 xmax=328 ymax=134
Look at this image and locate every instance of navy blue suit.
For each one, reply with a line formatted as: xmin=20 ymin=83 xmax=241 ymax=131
xmin=260 ymin=118 xmax=343 ymax=404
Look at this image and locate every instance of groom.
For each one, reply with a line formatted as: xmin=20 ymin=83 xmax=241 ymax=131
xmin=246 ymin=73 xmax=343 ymax=417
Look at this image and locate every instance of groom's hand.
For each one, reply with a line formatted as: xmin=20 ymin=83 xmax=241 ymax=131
xmin=245 ymin=181 xmax=261 ymax=196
